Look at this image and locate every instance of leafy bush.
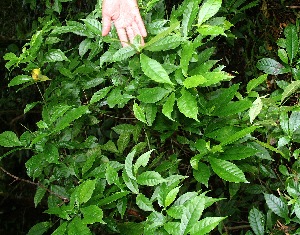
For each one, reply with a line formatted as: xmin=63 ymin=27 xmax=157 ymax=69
xmin=1 ymin=0 xmax=300 ymax=234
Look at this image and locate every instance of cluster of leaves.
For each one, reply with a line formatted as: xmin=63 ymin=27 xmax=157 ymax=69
xmin=1 ymin=0 xmax=300 ymax=234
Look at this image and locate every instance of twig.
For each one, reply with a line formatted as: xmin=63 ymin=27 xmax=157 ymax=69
xmin=0 ymin=166 xmax=69 ymax=203
xmin=226 ymin=225 xmax=251 ymax=231
xmin=286 ymin=6 xmax=300 ymax=8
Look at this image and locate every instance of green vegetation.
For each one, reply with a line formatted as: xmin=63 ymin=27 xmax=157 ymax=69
xmin=0 ymin=0 xmax=299 ymax=234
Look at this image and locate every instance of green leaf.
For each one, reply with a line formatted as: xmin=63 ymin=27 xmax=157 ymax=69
xmin=220 ymin=145 xmax=258 ymax=160
xmin=209 ymin=157 xmax=248 ymax=183
xmin=111 ymin=46 xmax=137 ymax=62
xmin=34 ymin=187 xmax=47 ymax=207
xmin=8 ymin=75 xmax=33 ymax=87
xmin=256 ymin=58 xmax=289 ymax=75
xmin=52 ymin=222 xmax=67 ymax=235
xmin=162 ymin=92 xmax=176 ymax=120
xmin=249 ymin=208 xmax=265 ymax=235
xmin=177 ymin=88 xmax=198 ymax=121
xmin=189 ymin=217 xmax=225 ymax=235
xmin=46 ymin=104 xmax=71 ymax=125
xmin=144 ymin=104 xmax=157 ymax=126
xmin=137 ymin=87 xmax=170 ymax=103
xmin=68 ymin=217 xmax=92 ymax=235
xmin=140 ymin=54 xmax=173 ymax=85
xmin=106 ymin=163 xmax=120 ymax=186
xmin=44 ymin=49 xmax=69 ymax=62
xmin=180 ymin=41 xmax=194 ymax=76
xmin=182 ymin=0 xmax=201 ymax=37
xmin=122 ymin=170 xmax=139 ymax=194
xmin=44 ymin=144 xmax=59 ymax=164
xmin=198 ymin=24 xmax=226 ymax=36
xmin=133 ymin=103 xmax=147 ymax=123
xmin=200 ymin=71 xmax=232 ymax=87
xmin=281 ymin=80 xmax=300 ymax=103
xmin=134 ymin=150 xmax=154 ymax=175
xmin=28 ymin=222 xmax=52 ymax=235
xmin=145 ymin=35 xmax=183 ymax=51
xmin=179 ymin=196 xmax=205 ymax=235
xmin=249 ymin=96 xmax=263 ymax=123
xmin=165 ymin=186 xmax=180 ymax=207
xmin=193 ymin=163 xmax=211 ymax=187
xmin=137 ymin=171 xmax=165 ymax=186
xmin=145 ymin=21 xmax=180 ymax=48
xmin=53 ymin=106 xmax=89 ymax=133
xmin=81 ymin=205 xmax=104 ymax=224
xmin=77 ymin=179 xmax=96 ymax=204
xmin=24 ymin=102 xmax=40 ymax=114
xmin=278 ymin=48 xmax=288 ymax=64
xmin=98 ymin=191 xmax=129 ymax=207
xmin=164 ymin=222 xmax=180 ymax=235
xmin=264 ymin=194 xmax=289 ymax=219
xmin=247 ymin=74 xmax=268 ymax=93
xmin=183 ymin=75 xmax=207 ymax=88
xmin=125 ymin=150 xmax=136 ymax=179
xmin=136 ymin=194 xmax=155 ymax=211
xmin=198 ymin=0 xmax=222 ymax=26
xmin=220 ymin=126 xmax=259 ymax=146
xmin=289 ymin=111 xmax=300 ymax=133
xmin=79 ymin=39 xmax=92 ymax=57
xmin=284 ymin=24 xmax=299 ymax=63
xmin=0 ymin=131 xmax=22 ymax=147
xmin=82 ymin=18 xmax=102 ymax=35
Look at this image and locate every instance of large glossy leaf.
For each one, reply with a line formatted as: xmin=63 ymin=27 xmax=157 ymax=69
xmin=53 ymin=106 xmax=89 ymax=133
xmin=68 ymin=217 xmax=92 ymax=235
xmin=81 ymin=205 xmax=104 ymax=224
xmin=189 ymin=217 xmax=225 ymax=235
xmin=177 ymin=88 xmax=198 ymax=121
xmin=289 ymin=111 xmax=300 ymax=133
xmin=281 ymin=80 xmax=300 ymax=103
xmin=179 ymin=196 xmax=205 ymax=235
xmin=27 ymin=222 xmax=51 ymax=235
xmin=246 ymin=74 xmax=268 ymax=93
xmin=133 ymin=103 xmax=147 ymax=123
xmin=220 ymin=126 xmax=259 ymax=146
xmin=44 ymin=49 xmax=69 ymax=62
xmin=284 ymin=24 xmax=299 ymax=63
xmin=133 ymin=150 xmax=154 ymax=175
xmin=136 ymin=194 xmax=155 ymax=211
xmin=249 ymin=208 xmax=265 ymax=235
xmin=145 ymin=35 xmax=183 ymax=51
xmin=256 ymin=58 xmax=289 ymax=75
xmin=90 ymin=86 xmax=112 ymax=104
xmin=264 ymin=194 xmax=289 ymax=219
xmin=198 ymin=0 xmax=222 ymax=26
xmin=0 ymin=131 xmax=22 ymax=147
xmin=76 ymin=179 xmax=96 ymax=204
xmin=209 ymin=157 xmax=248 ymax=183
xmin=140 ymin=54 xmax=173 ymax=85
xmin=137 ymin=171 xmax=165 ymax=186
xmin=183 ymin=75 xmax=207 ymax=88
xmin=137 ymin=87 xmax=170 ymax=103
xmin=8 ymin=75 xmax=33 ymax=87
xmin=162 ymin=92 xmax=176 ymax=120
xmin=182 ymin=0 xmax=201 ymax=37
xmin=180 ymin=41 xmax=194 ymax=76
xmin=249 ymin=96 xmax=263 ymax=123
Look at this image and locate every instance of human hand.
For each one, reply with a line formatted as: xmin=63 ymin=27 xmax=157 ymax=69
xmin=102 ymin=0 xmax=147 ymax=47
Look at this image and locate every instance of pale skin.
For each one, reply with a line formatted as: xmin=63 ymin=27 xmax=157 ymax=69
xmin=101 ymin=0 xmax=147 ymax=47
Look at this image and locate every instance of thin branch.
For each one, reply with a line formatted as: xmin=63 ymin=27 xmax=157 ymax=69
xmin=0 ymin=166 xmax=69 ymax=203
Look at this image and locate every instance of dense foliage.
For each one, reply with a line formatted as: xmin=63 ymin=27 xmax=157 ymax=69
xmin=0 ymin=0 xmax=300 ymax=234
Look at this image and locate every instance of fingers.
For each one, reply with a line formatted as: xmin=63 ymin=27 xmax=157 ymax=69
xmin=116 ymin=27 xmax=130 ymax=47
xmin=102 ymin=15 xmax=112 ymax=36
xmin=135 ymin=14 xmax=147 ymax=38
